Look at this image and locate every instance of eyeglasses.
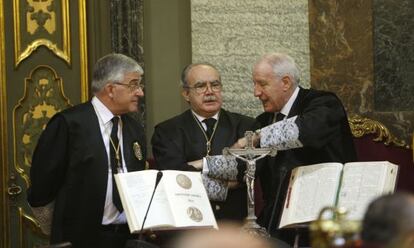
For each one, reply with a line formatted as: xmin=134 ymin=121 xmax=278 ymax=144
xmin=184 ymin=80 xmax=222 ymax=94
xmin=113 ymin=79 xmax=144 ymax=91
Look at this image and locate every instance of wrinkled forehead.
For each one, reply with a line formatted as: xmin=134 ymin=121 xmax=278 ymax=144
xmin=188 ymin=65 xmax=220 ymax=85
xmin=122 ymin=71 xmax=142 ymax=81
xmin=253 ymin=61 xmax=277 ymax=81
xmin=253 ymin=60 xmax=274 ymax=73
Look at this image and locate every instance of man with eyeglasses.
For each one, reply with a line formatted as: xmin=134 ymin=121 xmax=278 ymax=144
xmin=152 ymin=63 xmax=258 ymax=222
xmin=28 ymin=53 xmax=147 ymax=248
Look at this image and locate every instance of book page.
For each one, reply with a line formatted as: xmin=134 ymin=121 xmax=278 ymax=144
xmin=337 ymin=161 xmax=398 ymax=221
xmin=115 ymin=170 xmax=175 ymax=232
xmin=162 ymin=170 xmax=217 ymax=229
xmin=384 ymin=162 xmax=399 ymax=194
xmin=279 ymin=163 xmax=343 ymax=228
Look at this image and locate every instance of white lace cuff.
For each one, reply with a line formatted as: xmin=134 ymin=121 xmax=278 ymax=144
xmin=202 ymin=175 xmax=229 ymax=202
xmin=30 ymin=201 xmax=54 ymax=235
xmin=260 ymin=116 xmax=303 ymax=150
xmin=205 ymin=155 xmax=238 ymax=180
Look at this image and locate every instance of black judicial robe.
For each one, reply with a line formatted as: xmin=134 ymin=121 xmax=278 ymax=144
xmin=256 ymin=88 xmax=357 ymax=240
xmin=151 ymin=109 xmax=258 ymax=221
xmin=27 ymin=102 xmax=146 ymax=247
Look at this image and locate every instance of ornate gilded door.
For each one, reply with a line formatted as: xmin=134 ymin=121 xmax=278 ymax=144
xmin=0 ymin=0 xmax=88 ymax=247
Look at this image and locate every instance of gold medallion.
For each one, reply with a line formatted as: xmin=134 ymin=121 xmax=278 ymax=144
xmin=133 ymin=142 xmax=143 ymax=160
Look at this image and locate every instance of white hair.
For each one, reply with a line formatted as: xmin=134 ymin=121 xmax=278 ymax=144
xmin=256 ymin=52 xmax=301 ymax=86
xmin=91 ymin=53 xmax=143 ymax=94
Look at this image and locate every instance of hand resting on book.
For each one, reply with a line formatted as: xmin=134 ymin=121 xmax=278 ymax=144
xmin=187 ymin=159 xmax=203 ymax=170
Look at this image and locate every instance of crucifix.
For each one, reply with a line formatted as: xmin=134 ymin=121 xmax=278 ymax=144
xmin=223 ymin=131 xmax=277 ymax=237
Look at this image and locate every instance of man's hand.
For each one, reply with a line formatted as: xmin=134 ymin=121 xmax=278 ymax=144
xmin=230 ymin=137 xmax=247 ymax=149
xmin=187 ymin=159 xmax=203 ymax=170
xmin=230 ymin=132 xmax=260 ymax=149
xmin=228 ymin=180 xmax=240 ymax=189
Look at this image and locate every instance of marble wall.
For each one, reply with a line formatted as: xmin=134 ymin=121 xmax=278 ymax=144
xmin=140 ymin=0 xmax=413 ymax=143
xmin=309 ymin=0 xmax=413 ymax=145
xmin=110 ymin=0 xmax=145 ymax=124
xmin=309 ymin=0 xmax=374 ymax=114
xmin=373 ymin=0 xmax=414 ymax=111
xmin=191 ymin=0 xmax=310 ymax=118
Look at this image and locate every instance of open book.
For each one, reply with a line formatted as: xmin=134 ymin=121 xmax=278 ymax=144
xmin=279 ymin=161 xmax=398 ymax=228
xmin=114 ymin=170 xmax=218 ymax=233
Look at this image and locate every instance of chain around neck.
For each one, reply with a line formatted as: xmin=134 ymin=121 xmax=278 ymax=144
xmin=191 ymin=111 xmax=220 ymax=156
xmin=110 ymin=117 xmax=123 ymax=172
xmin=92 ymin=102 xmax=124 ymax=172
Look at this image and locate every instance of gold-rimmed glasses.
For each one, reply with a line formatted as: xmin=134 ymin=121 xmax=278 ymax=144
xmin=184 ymin=80 xmax=222 ymax=94
xmin=113 ymin=78 xmax=144 ymax=91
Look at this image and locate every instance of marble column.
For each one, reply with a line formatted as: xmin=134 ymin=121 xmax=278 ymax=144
xmin=309 ymin=0 xmax=413 ymax=144
xmin=110 ymin=0 xmax=145 ymax=124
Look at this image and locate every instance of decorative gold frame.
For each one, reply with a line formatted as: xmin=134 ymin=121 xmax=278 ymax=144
xmin=79 ymin=0 xmax=88 ymax=101
xmin=349 ymin=115 xmax=409 ymax=149
xmin=0 ymin=0 xmax=9 ymax=247
xmin=18 ymin=207 xmax=48 ymax=247
xmin=12 ymin=0 xmax=88 ymax=242
xmin=13 ymin=0 xmax=71 ymax=67
xmin=1 ymin=0 xmax=88 ymax=245
xmin=13 ymin=65 xmax=72 ymax=188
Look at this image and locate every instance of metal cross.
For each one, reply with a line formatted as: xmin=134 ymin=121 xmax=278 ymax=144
xmin=223 ymin=131 xmax=277 ymax=236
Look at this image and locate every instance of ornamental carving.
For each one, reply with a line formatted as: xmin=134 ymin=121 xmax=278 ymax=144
xmin=27 ymin=0 xmax=56 ymax=35
xmin=13 ymin=0 xmax=70 ymax=66
xmin=349 ymin=115 xmax=409 ymax=149
xmin=13 ymin=65 xmax=72 ymax=187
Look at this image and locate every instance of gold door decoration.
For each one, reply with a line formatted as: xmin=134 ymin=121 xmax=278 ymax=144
xmin=13 ymin=65 xmax=72 ymax=188
xmin=349 ymin=115 xmax=409 ymax=149
xmin=13 ymin=0 xmax=70 ymax=67
xmin=18 ymin=207 xmax=48 ymax=247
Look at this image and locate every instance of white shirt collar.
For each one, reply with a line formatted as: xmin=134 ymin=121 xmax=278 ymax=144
xmin=91 ymin=96 xmax=115 ymax=125
xmin=280 ymin=86 xmax=300 ymax=117
xmin=191 ymin=110 xmax=219 ymax=122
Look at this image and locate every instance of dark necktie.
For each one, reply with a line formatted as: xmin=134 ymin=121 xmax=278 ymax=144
xmin=275 ymin=113 xmax=285 ymax=122
xmin=202 ymin=118 xmax=217 ymax=139
xmin=110 ymin=116 xmax=123 ymax=212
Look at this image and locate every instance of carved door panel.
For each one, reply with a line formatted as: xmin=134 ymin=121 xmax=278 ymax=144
xmin=0 ymin=0 xmax=88 ymax=247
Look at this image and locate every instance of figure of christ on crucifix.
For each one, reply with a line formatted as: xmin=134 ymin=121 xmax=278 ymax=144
xmin=223 ymin=131 xmax=277 ymax=237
